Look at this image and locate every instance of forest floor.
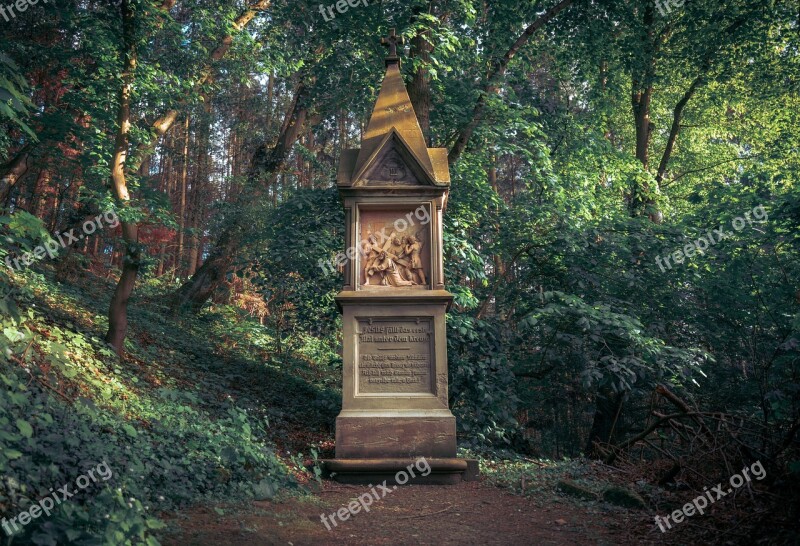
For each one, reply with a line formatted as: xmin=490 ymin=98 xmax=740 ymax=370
xmin=161 ymin=479 xmax=651 ymax=546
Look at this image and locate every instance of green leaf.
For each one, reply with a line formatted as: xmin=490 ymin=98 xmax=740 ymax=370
xmin=15 ymin=418 xmax=33 ymax=438
xmin=253 ymin=479 xmax=276 ymax=501
xmin=145 ymin=518 xmax=166 ymax=530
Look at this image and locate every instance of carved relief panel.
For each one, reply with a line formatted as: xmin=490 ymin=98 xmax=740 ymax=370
xmin=358 ymin=207 xmax=431 ymax=289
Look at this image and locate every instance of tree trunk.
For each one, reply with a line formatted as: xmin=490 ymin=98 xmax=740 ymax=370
xmin=631 ymin=86 xmax=653 ymax=170
xmin=655 ymin=76 xmax=702 ymax=186
xmin=585 ymin=389 xmax=625 ymax=458
xmin=487 ymin=160 xmax=505 ymax=282
xmin=177 ymin=115 xmax=190 ymax=272
xmin=171 ymin=226 xmax=240 ymax=312
xmin=628 ymin=3 xmax=662 ymax=223
xmin=408 ymin=15 xmax=432 ymax=145
xmin=265 ymin=70 xmax=275 ymax=133
xmin=105 ymin=0 xmax=140 ymax=354
xmin=187 ymin=100 xmax=211 ymax=275
xmin=0 ymin=144 xmax=34 ymax=206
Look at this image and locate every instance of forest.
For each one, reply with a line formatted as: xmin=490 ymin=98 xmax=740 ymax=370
xmin=0 ymin=0 xmax=798 ymax=544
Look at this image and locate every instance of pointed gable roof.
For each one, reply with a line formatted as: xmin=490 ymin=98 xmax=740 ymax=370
xmin=354 ymin=63 xmax=434 ymax=177
xmin=338 ymin=58 xmax=450 ymax=188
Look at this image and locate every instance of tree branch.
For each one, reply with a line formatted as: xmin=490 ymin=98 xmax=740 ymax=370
xmin=129 ymin=0 xmax=272 ymax=173
xmin=447 ymin=0 xmax=573 ymax=165
xmin=653 ymin=15 xmax=749 ymax=185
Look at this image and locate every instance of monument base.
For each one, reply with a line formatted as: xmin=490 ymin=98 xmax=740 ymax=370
xmin=335 ymin=409 xmax=456 ymax=458
xmin=321 ymin=458 xmax=479 ymax=485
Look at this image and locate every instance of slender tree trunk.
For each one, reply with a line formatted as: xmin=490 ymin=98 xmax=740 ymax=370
xmin=306 ymin=130 xmax=315 ymax=187
xmin=156 ymin=242 xmax=167 ymax=276
xmin=187 ymin=100 xmax=211 ymax=276
xmin=338 ymin=109 xmax=347 ymax=163
xmin=105 ymin=0 xmax=140 ymax=354
xmin=408 ymin=13 xmax=432 ymax=145
xmin=177 ymin=115 xmax=190 ymax=273
xmin=628 ymin=3 xmax=662 ymax=223
xmin=653 ymin=14 xmax=747 ymax=187
xmin=160 ymin=127 xmax=176 ymax=274
xmin=655 ymin=76 xmax=702 ymax=186
xmin=296 ymin=136 xmax=305 ymax=188
xmin=265 ymin=70 xmax=275 ymax=133
xmin=487 ymin=160 xmax=505 ymax=284
xmin=631 ymin=85 xmax=653 ymax=170
xmin=31 ymin=168 xmax=48 ymax=218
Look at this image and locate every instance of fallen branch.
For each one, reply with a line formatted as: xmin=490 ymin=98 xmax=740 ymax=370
xmin=656 ymin=384 xmax=715 ymax=443
xmin=397 ymin=504 xmax=454 ymax=520
xmin=606 ymin=412 xmax=687 ymax=463
xmin=320 ymin=484 xmax=362 ymax=492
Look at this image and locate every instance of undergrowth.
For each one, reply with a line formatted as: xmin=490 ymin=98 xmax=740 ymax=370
xmin=0 ymin=269 xmax=340 ymax=545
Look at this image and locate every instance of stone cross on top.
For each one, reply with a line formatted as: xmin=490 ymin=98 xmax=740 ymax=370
xmin=381 ymin=28 xmax=404 ymax=66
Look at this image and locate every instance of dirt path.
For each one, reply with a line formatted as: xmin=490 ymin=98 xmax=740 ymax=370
xmin=162 ymin=480 xmax=649 ymax=545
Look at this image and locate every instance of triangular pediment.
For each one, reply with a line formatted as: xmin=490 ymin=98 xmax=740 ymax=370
xmin=353 ymin=130 xmax=436 ymax=187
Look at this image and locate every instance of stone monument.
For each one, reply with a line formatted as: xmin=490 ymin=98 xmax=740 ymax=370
xmin=323 ymin=30 xmax=477 ymax=484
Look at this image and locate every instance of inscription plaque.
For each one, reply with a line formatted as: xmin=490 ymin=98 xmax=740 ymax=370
xmin=357 ymin=318 xmax=433 ymax=395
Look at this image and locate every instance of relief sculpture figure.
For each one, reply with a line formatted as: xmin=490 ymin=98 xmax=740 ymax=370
xmin=405 ymin=234 xmax=426 ymax=285
xmin=370 ymin=251 xmax=415 ymax=287
xmin=362 ymin=228 xmax=426 ymax=287
xmin=387 ymin=235 xmax=413 ymax=281
xmin=361 ymin=233 xmax=381 ymax=286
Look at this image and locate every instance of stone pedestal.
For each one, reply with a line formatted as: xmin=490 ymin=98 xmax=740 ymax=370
xmin=335 ymin=294 xmax=455 ymax=459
